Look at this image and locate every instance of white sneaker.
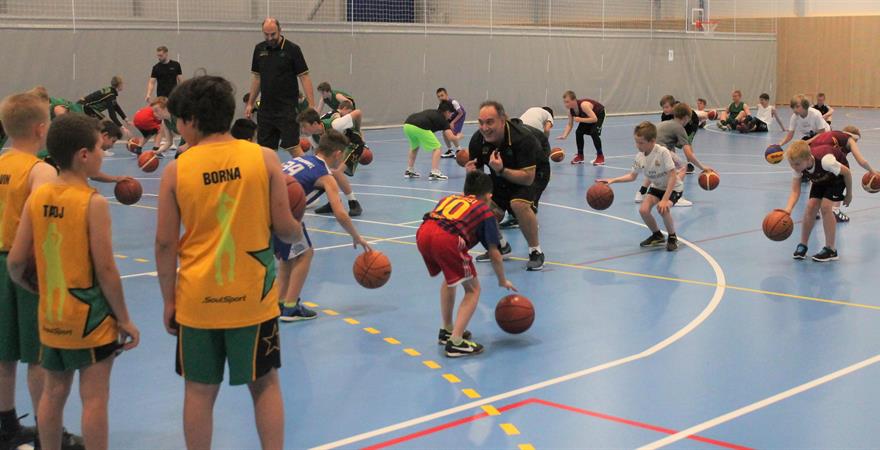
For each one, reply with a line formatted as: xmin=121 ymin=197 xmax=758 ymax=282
xmin=428 ymin=171 xmax=448 ymax=181
xmin=675 ymin=198 xmax=693 ymax=207
xmin=634 ymin=191 xmax=644 ymax=203
xmin=104 ymin=150 xmax=115 ymax=157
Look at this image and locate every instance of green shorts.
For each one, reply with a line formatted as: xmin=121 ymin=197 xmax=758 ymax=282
xmin=0 ymin=253 xmax=40 ymax=364
xmin=403 ymin=124 xmax=441 ymax=152
xmin=40 ymin=341 xmax=119 ymax=372
xmin=176 ymin=317 xmax=281 ymax=386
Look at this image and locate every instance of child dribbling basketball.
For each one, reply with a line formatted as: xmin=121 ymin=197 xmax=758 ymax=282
xmin=599 ymin=121 xmax=683 ymax=252
xmin=416 ymin=171 xmax=516 ymax=358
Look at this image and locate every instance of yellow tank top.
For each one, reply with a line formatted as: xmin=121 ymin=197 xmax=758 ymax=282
xmin=175 ymin=139 xmax=278 ymax=329
xmin=0 ymin=150 xmax=40 ymax=252
xmin=29 ymin=183 xmax=118 ymax=349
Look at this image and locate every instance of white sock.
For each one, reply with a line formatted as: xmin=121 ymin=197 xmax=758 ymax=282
xmin=346 ymin=192 xmax=357 ymax=201
xmin=529 ymin=246 xmax=542 ymax=254
xmin=407 ymin=166 xmax=415 ymax=172
xmin=499 ymin=236 xmax=509 ymax=248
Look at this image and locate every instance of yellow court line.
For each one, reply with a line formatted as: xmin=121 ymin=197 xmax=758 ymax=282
xmin=363 ymin=327 xmax=381 ymax=334
xmin=499 ymin=423 xmax=520 ymax=435
xmin=461 ymin=389 xmax=481 ymax=399
xmin=322 ymin=309 xmax=340 ymax=316
xmin=134 ymin=258 xmax=149 ymax=263
xmin=343 ymin=318 xmax=360 ymax=325
xmin=302 ymin=301 xmax=319 ymax=308
xmin=114 ymin=254 xmax=128 ymax=259
xmin=384 ymin=337 xmax=401 ymax=345
xmin=403 ymin=348 xmax=421 ymax=357
xmin=482 ymin=405 xmax=501 ymax=416
xmin=423 ymin=360 xmax=441 ymax=369
xmin=442 ymin=374 xmax=461 ymax=384
xmin=519 ymin=444 xmax=536 ymax=450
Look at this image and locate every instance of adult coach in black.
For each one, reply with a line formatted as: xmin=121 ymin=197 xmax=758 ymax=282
xmin=144 ymin=46 xmax=182 ymax=103
xmin=246 ymin=17 xmax=315 ymax=157
xmin=467 ymin=100 xmax=546 ymax=271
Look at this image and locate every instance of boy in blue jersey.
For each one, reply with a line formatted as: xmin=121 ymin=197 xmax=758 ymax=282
xmin=274 ymin=130 xmax=373 ymax=322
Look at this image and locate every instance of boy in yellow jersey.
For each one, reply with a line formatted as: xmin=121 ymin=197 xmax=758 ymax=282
xmin=0 ymin=92 xmax=68 ymax=449
xmin=7 ymin=113 xmax=139 ymax=450
xmin=155 ymin=76 xmax=301 ymax=450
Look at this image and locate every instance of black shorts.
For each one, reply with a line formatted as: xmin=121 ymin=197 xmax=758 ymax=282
xmin=137 ymin=127 xmax=159 ymax=140
xmin=576 ymin=110 xmax=606 ymax=136
xmin=647 ymin=187 xmax=682 ymax=204
xmin=753 ymin=119 xmax=768 ymax=132
xmin=493 ymin=180 xmax=537 ymax=214
xmin=800 ymin=130 xmax=818 ymax=141
xmin=533 ymin=172 xmax=550 ymax=206
xmin=809 ymin=177 xmax=846 ymax=201
xmin=257 ymin=111 xmax=300 ymax=151
xmin=80 ymin=104 xmax=104 ymax=120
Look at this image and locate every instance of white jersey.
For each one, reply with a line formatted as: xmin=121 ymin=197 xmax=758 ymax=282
xmin=519 ymin=107 xmax=553 ymax=131
xmin=632 ymin=144 xmax=683 ymax=192
xmin=789 ymin=108 xmax=830 ymax=139
xmin=756 ymin=104 xmax=775 ymax=125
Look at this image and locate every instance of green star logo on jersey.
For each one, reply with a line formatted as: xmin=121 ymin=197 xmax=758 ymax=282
xmin=69 ymin=282 xmax=112 ymax=338
xmin=247 ymin=242 xmax=276 ymax=301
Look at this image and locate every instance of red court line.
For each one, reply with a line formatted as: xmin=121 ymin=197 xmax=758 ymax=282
xmin=362 ymin=398 xmax=751 ymax=450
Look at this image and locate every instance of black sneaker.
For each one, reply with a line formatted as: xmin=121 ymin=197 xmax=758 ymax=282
xmin=348 ymin=200 xmax=363 ymax=217
xmin=526 ymin=250 xmax=545 ymax=271
xmin=475 ymin=242 xmax=512 ymax=262
xmin=834 ymin=210 xmax=850 ymax=223
xmin=666 ymin=236 xmax=679 ymax=252
xmin=33 ymin=427 xmax=85 ymax=450
xmin=445 ymin=339 xmax=484 ymax=358
xmin=499 ymin=216 xmax=519 ymax=229
xmin=1 ymin=424 xmax=37 ymax=449
xmin=640 ymin=232 xmax=666 ymax=248
xmin=793 ymin=243 xmax=808 ymax=260
xmin=438 ymin=328 xmax=472 ymax=345
xmin=314 ymin=203 xmax=332 ymax=214
xmin=686 ymin=163 xmax=695 ymax=174
xmin=812 ymin=247 xmax=839 ymax=262
xmin=440 ymin=149 xmax=456 ymax=159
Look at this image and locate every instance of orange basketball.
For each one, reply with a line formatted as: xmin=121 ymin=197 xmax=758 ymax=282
xmin=586 ymin=183 xmax=614 ymax=210
xmin=495 ymin=294 xmax=535 ymax=334
xmin=299 ymin=137 xmax=311 ymax=151
xmin=138 ymin=151 xmax=159 ymax=173
xmin=359 ymin=147 xmax=373 ymax=165
xmin=762 ymin=209 xmax=793 ymax=241
xmin=286 ymin=176 xmax=306 ymax=220
xmin=550 ymin=147 xmax=565 ymax=163
xmin=698 ymin=170 xmax=720 ymax=191
xmin=353 ymin=251 xmax=392 ymax=289
xmin=114 ymin=179 xmax=143 ymax=205
xmin=127 ymin=137 xmax=144 ymax=154
xmin=862 ymin=172 xmax=880 ymax=193
xmin=455 ymin=149 xmax=470 ymax=167
xmin=707 ymin=110 xmax=718 ymax=120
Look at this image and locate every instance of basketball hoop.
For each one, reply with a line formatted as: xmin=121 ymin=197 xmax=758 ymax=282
xmin=695 ymin=20 xmax=719 ymax=33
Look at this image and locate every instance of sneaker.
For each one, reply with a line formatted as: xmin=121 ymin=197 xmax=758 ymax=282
xmin=445 ymin=339 xmax=484 ymax=358
xmin=1 ymin=424 xmax=37 ymax=449
xmin=811 ymin=247 xmax=839 ymax=262
xmin=438 ymin=328 xmax=472 ymax=345
xmin=499 ymin=216 xmax=519 ymax=229
xmin=476 ymin=242 xmax=512 ymax=262
xmin=570 ymin=154 xmax=584 ymax=165
xmin=103 ymin=150 xmax=115 ymax=157
xmin=686 ymin=163 xmax=695 ymax=174
xmin=666 ymin=236 xmax=679 ymax=252
xmin=404 ymin=169 xmax=421 ymax=179
xmin=428 ymin=171 xmax=448 ymax=181
xmin=314 ymin=203 xmax=332 ymax=214
xmin=591 ymin=154 xmax=605 ymax=166
xmin=793 ymin=243 xmax=808 ymax=260
xmin=640 ymin=232 xmax=666 ymax=248
xmin=33 ymin=427 xmax=85 ymax=450
xmin=279 ymin=301 xmax=318 ymax=322
xmin=634 ymin=191 xmax=644 ymax=203
xmin=526 ymin=250 xmax=545 ymax=271
xmin=834 ymin=210 xmax=850 ymax=223
xmin=674 ymin=198 xmax=693 ymax=207
xmin=155 ymin=152 xmax=165 ymax=159
xmin=348 ymin=200 xmax=363 ymax=217
xmin=440 ymin=149 xmax=456 ymax=159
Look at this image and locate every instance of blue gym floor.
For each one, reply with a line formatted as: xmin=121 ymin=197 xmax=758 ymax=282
xmin=14 ymin=107 xmax=880 ymax=449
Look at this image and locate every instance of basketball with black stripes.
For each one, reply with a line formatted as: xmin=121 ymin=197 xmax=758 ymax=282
xmin=762 ymin=209 xmax=793 ymax=241
xmin=114 ymin=179 xmax=143 ymax=205
xmin=286 ymin=175 xmax=306 ymax=220
xmin=586 ymin=182 xmax=614 ymax=210
xmin=138 ymin=150 xmax=159 ymax=173
xmin=862 ymin=172 xmax=880 ymax=193
xmin=353 ymin=251 xmax=391 ymax=289
xmin=495 ymin=294 xmax=535 ymax=334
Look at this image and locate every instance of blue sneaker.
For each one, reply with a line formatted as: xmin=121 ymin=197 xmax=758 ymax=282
xmin=279 ymin=301 xmax=318 ymax=322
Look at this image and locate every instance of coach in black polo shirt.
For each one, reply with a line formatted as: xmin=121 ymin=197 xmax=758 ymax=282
xmin=467 ymin=100 xmax=546 ymax=271
xmin=145 ymin=46 xmax=182 ymax=103
xmin=246 ymin=17 xmax=314 ymax=157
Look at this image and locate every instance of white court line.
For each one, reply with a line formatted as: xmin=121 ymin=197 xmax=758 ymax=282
xmin=310 ymin=188 xmax=728 ymax=450
xmin=588 ymin=164 xmax=787 ymax=176
xmin=304 ymin=212 xmax=419 ymax=229
xmin=313 ymin=233 xmax=417 ymax=252
xmin=703 ymin=126 xmax=780 ymax=140
xmin=639 ymin=353 xmax=880 ymax=449
xmin=120 ymin=271 xmax=157 ymax=279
